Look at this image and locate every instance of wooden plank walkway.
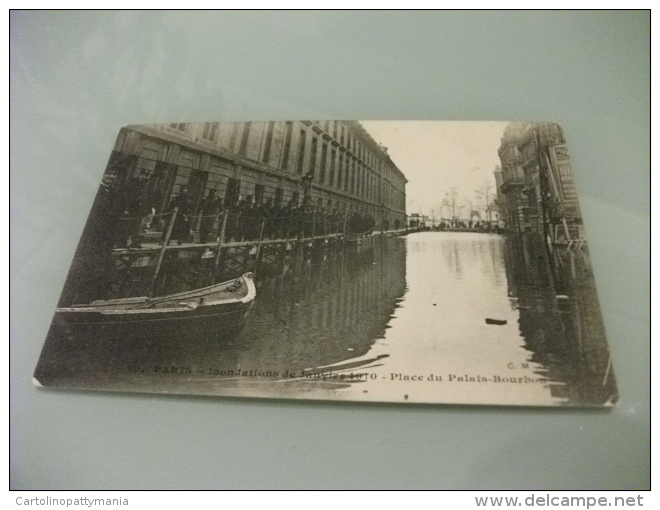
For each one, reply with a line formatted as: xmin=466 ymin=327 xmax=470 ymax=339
xmin=113 ymin=229 xmax=412 ymax=256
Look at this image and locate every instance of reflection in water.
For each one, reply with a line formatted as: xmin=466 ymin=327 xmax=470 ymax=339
xmin=502 ymin=234 xmax=616 ymax=405
xmin=35 ymin=232 xmax=616 ymax=406
xmin=234 ymin=241 xmax=407 ymax=387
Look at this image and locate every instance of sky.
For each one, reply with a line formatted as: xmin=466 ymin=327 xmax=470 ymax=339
xmin=361 ymin=121 xmax=508 ymax=220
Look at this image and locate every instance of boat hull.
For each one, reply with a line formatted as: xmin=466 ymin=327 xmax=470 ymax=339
xmin=53 ymin=274 xmax=256 ymax=340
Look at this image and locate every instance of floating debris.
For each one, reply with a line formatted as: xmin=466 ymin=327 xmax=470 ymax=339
xmin=485 ymin=318 xmax=507 ymax=325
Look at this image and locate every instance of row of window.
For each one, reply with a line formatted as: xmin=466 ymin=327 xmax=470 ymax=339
xmin=166 ymin=121 xmax=405 ymax=207
xmin=173 ymin=120 xmax=382 ymax=164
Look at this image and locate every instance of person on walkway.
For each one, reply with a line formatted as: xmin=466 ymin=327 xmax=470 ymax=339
xmin=136 ymin=175 xmax=161 ymax=247
xmin=259 ymin=197 xmax=275 ymax=239
xmin=114 ymin=171 xmax=145 ymax=248
xmin=224 ymin=196 xmax=240 ymax=242
xmin=281 ymin=199 xmax=296 ymax=239
xmin=199 ymin=189 xmax=222 ymax=243
xmin=236 ymin=195 xmax=253 ymax=241
xmin=168 ymin=186 xmax=193 ymax=245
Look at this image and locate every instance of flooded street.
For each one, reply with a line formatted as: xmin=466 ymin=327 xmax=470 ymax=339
xmin=228 ymin=232 xmax=553 ymax=405
xmin=36 ymin=231 xmax=615 ymax=407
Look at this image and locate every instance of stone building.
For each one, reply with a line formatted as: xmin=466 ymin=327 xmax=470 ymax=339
xmin=497 ymin=122 xmax=582 ymax=243
xmin=106 ymin=120 xmax=407 ymax=231
xmin=493 ymin=165 xmax=505 ymax=227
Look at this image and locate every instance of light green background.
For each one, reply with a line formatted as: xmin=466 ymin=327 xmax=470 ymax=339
xmin=10 ymin=11 xmax=650 ymax=489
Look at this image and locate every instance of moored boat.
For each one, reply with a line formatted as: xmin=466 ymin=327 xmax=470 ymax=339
xmin=53 ymin=273 xmax=256 ymax=338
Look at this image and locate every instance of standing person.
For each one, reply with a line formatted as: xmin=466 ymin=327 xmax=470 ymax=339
xmin=199 ymin=189 xmax=222 ymax=243
xmin=58 ymin=169 xmax=123 ymax=306
xmin=269 ymin=198 xmax=282 ymax=239
xmin=280 ymin=199 xmax=294 ymax=239
xmin=245 ymin=196 xmax=260 ymax=241
xmin=330 ymin=208 xmax=340 ymax=234
xmin=224 ymin=195 xmax=240 ymax=242
xmin=237 ymin=195 xmax=255 ymax=241
xmin=168 ymin=186 xmax=192 ymax=245
xmin=137 ymin=180 xmax=160 ymax=248
xmin=115 ymin=171 xmax=146 ymax=248
xmin=126 ymin=170 xmax=155 ymax=248
xmin=259 ymin=197 xmax=274 ymax=239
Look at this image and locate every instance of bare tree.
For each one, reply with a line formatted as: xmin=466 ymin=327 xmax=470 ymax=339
xmin=442 ymin=187 xmax=459 ymax=222
xmin=474 ymin=181 xmax=495 ymax=223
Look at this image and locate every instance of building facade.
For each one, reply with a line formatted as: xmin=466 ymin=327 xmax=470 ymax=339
xmin=497 ymin=122 xmax=582 ymax=243
xmin=106 ymin=120 xmax=407 ymax=231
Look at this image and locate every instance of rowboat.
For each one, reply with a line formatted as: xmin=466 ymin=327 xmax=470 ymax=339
xmin=53 ymin=273 xmax=256 ymax=338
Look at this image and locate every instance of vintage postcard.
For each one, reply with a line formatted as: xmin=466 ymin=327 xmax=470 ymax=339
xmin=33 ymin=121 xmax=617 ymax=407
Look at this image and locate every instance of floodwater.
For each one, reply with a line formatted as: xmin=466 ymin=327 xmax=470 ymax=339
xmin=35 ymin=232 xmax=616 ymax=407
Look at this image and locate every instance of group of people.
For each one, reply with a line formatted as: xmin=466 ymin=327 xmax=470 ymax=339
xmin=431 ymin=220 xmax=497 ymax=232
xmin=59 ymin=169 xmax=390 ymax=305
xmin=114 ymin=171 xmax=162 ymax=248
xmin=196 ymin=193 xmax=379 ymax=244
xmin=81 ymin=167 xmax=390 ymax=251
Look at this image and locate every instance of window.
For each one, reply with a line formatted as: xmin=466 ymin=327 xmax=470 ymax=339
xmin=239 ymin=122 xmax=251 ymax=156
xmin=320 ymin=143 xmax=328 ymax=184
xmin=296 ymin=130 xmax=307 ymax=175
xmin=262 ymin=121 xmax=275 ymax=164
xmin=188 ymin=170 xmax=209 ymax=217
xmin=310 ymin=136 xmax=318 ymax=178
xmin=230 ymin=123 xmax=240 ymax=152
xmin=281 ymin=122 xmax=293 ymax=170
xmin=254 ymin=184 xmax=265 ymax=205
xmin=274 ymin=188 xmax=283 ymax=206
xmin=169 ymin=123 xmax=187 ymax=131
xmin=558 ymin=165 xmax=572 ymax=177
xmin=201 ymin=122 xmax=218 ymax=141
xmin=360 ymin=165 xmax=365 ymax=197
xmin=225 ymin=178 xmax=241 ymax=207
xmin=353 ymin=161 xmax=358 ymax=193
xmin=105 ymin=151 xmax=138 ymax=189
xmin=328 ymin=148 xmax=335 ymax=187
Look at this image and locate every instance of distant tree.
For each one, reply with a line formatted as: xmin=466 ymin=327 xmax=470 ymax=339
xmin=442 ymin=188 xmax=459 ymax=221
xmin=474 ymin=181 xmax=496 ymax=223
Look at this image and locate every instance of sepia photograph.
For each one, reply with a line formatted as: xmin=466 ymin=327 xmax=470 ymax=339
xmin=33 ymin=120 xmax=617 ymax=407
